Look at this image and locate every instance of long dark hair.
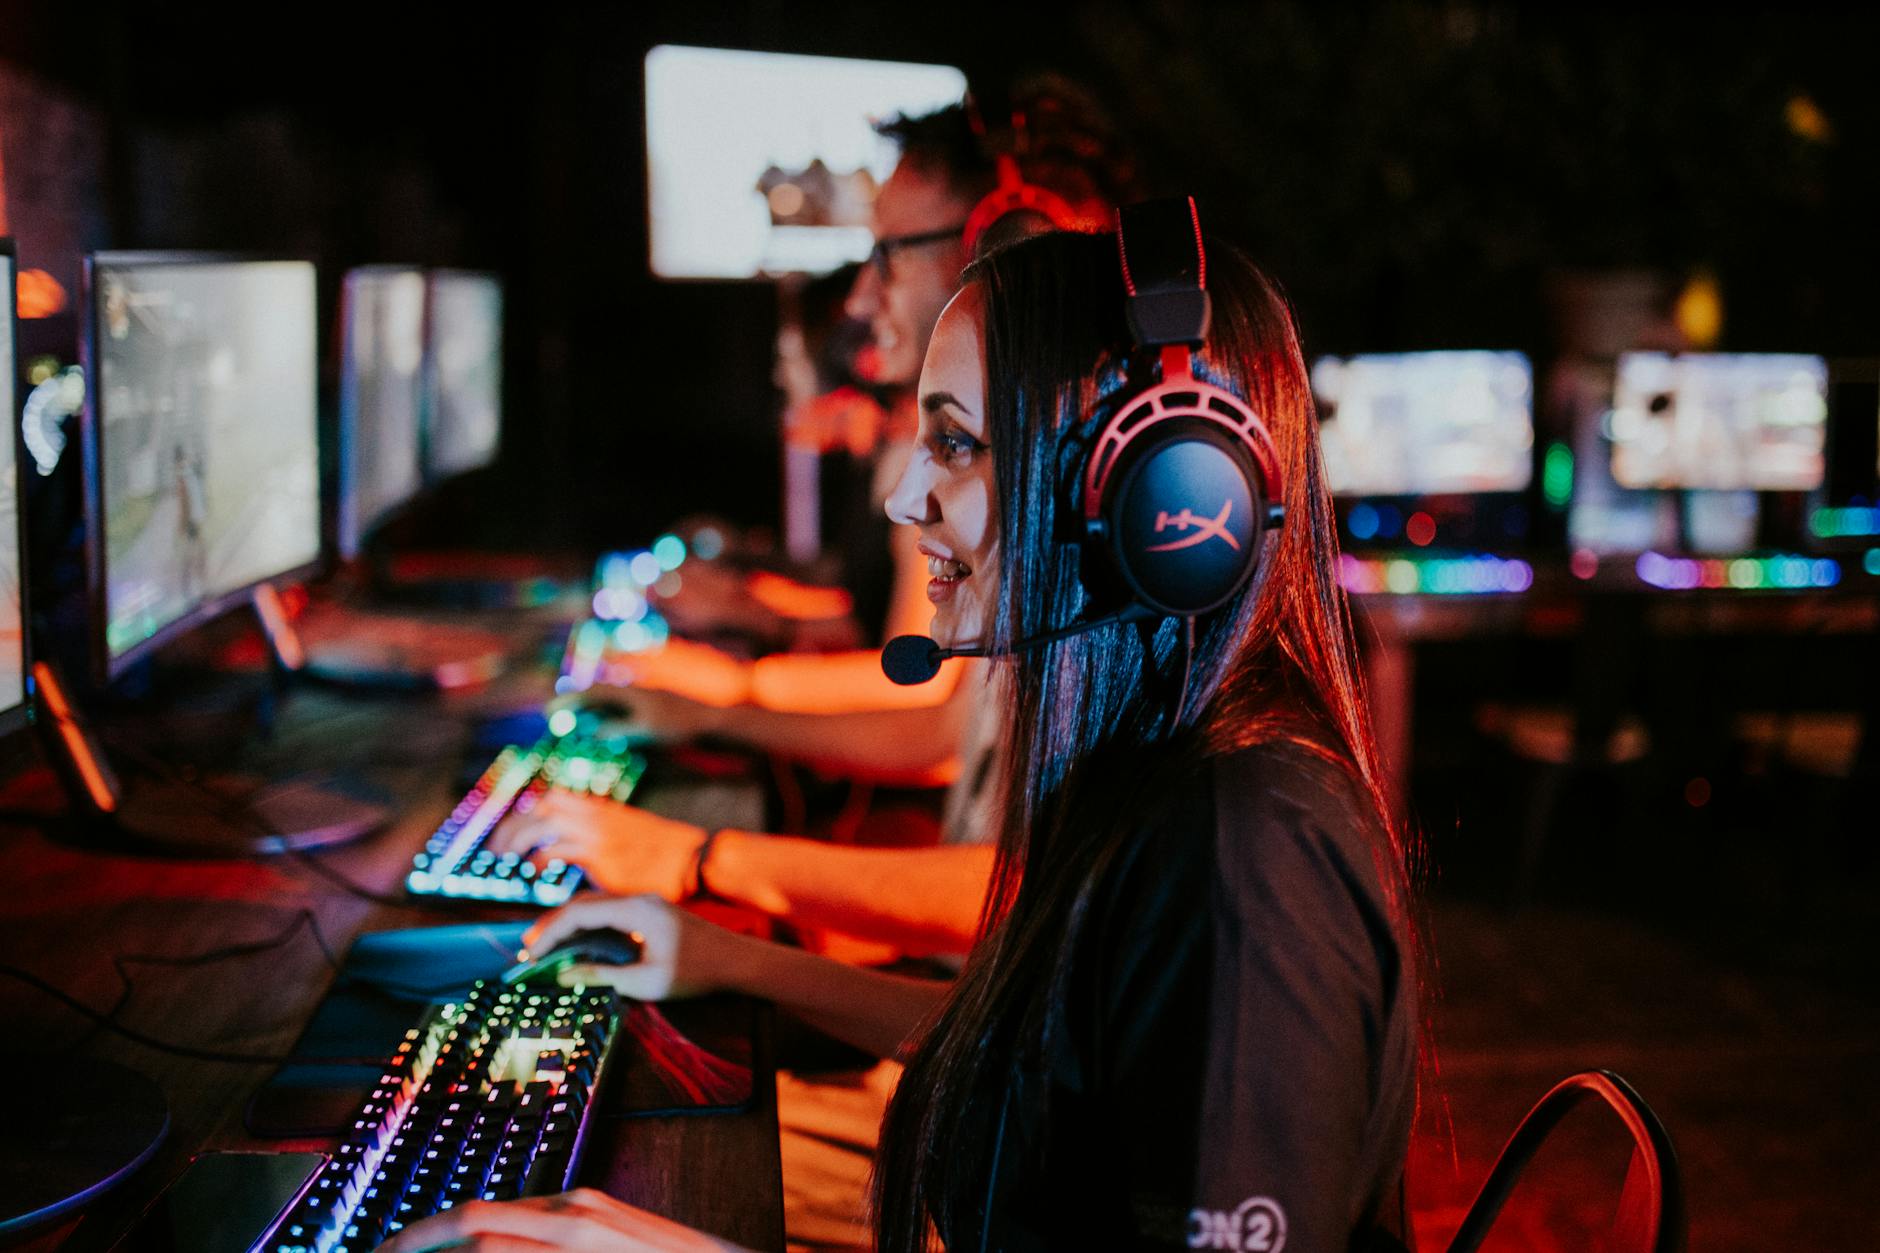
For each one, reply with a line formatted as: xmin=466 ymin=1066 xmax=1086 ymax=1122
xmin=870 ymin=230 xmax=1419 ymax=1251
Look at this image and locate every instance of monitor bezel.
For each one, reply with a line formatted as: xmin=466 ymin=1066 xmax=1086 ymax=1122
xmin=336 ymin=264 xmax=428 ymax=560
xmin=420 ymin=268 xmax=504 ymax=484
xmin=81 ymin=250 xmax=328 ymax=683
xmin=1 ymin=238 xmax=33 ymax=738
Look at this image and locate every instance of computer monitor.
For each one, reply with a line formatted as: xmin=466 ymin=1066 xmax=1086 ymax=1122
xmin=1313 ymin=351 xmax=1535 ymax=500
xmin=337 ymin=266 xmax=426 ymax=559
xmin=1 ymin=241 xmax=30 ymax=736
xmin=1608 ymin=352 xmax=1827 ymax=492
xmin=644 ymin=45 xmax=967 ymax=278
xmin=1811 ymin=359 xmax=1880 ymax=545
xmin=422 ymin=270 xmax=503 ymax=481
xmin=1570 ymin=353 xmax=1835 ymax=575
xmin=82 ymin=254 xmax=323 ymax=679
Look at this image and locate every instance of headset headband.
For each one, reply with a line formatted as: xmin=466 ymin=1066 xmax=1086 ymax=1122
xmin=1116 ymin=197 xmax=1211 ymax=348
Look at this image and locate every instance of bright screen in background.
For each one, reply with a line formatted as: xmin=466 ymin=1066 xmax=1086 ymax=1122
xmin=644 ymin=45 xmax=967 ymax=278
xmin=1610 ymin=352 xmax=1827 ymax=491
xmin=424 ymin=272 xmax=503 ymax=479
xmin=1 ymin=252 xmax=22 ymax=713
xmin=339 ymin=268 xmax=426 ymax=557
xmin=1312 ymin=351 xmax=1534 ymax=496
xmin=94 ymin=259 xmax=321 ymax=663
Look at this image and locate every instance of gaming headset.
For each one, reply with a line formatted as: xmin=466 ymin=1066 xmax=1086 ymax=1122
xmin=882 ymin=196 xmax=1286 ymax=687
xmin=959 ymin=92 xmax=1115 ymax=257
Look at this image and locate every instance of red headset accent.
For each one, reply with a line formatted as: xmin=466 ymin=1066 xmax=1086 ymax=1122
xmin=1081 ymin=347 xmax=1283 ymax=525
xmin=961 ymin=155 xmax=1111 ymax=255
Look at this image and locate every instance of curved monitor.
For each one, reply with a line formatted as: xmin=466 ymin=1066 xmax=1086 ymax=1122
xmin=1312 ymin=351 xmax=1534 ymax=498
xmin=1 ymin=241 xmax=28 ymax=734
xmin=337 ymin=266 xmax=426 ymax=558
xmin=82 ymin=254 xmax=322 ymax=678
xmin=422 ymin=270 xmax=503 ymax=481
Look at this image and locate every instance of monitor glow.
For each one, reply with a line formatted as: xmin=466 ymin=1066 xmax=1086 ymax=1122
xmin=1312 ymin=351 xmax=1535 ymax=497
xmin=89 ymin=256 xmax=321 ymax=670
xmin=424 ymin=271 xmax=503 ymax=480
xmin=644 ymin=45 xmax=967 ymax=279
xmin=338 ymin=267 xmax=426 ymax=558
xmin=1 ymin=248 xmax=23 ymax=717
xmin=1609 ymin=352 xmax=1827 ymax=491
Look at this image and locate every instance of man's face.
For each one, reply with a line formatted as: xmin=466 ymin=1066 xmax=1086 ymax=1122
xmin=845 ymin=161 xmax=974 ymax=389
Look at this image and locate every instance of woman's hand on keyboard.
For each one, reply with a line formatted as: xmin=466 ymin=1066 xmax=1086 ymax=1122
xmin=489 ymin=792 xmax=707 ymax=901
xmin=376 ymin=1188 xmax=752 ymax=1251
xmin=521 ymin=895 xmax=753 ymax=1002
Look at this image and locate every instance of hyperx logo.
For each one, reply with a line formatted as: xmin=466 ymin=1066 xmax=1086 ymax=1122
xmin=1145 ymin=500 xmax=1240 ymax=553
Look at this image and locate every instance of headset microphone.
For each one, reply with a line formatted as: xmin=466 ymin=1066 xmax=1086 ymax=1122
xmin=880 ymin=606 xmax=1153 ymax=685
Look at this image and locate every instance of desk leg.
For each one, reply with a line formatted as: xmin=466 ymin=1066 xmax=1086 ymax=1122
xmin=1368 ymin=630 xmax=1414 ymax=817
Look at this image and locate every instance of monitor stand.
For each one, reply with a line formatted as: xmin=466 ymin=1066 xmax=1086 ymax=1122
xmin=0 ymin=1054 xmax=169 ymax=1237
xmin=33 ymin=652 xmax=388 ymax=857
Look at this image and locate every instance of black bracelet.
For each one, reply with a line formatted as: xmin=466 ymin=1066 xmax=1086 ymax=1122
xmin=689 ymin=828 xmax=724 ymax=900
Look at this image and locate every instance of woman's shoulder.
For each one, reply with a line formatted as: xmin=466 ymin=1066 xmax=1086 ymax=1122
xmin=1205 ymin=740 xmax=1402 ymax=950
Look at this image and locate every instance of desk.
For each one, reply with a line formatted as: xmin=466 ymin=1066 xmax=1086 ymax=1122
xmin=0 ymin=666 xmax=784 ymax=1252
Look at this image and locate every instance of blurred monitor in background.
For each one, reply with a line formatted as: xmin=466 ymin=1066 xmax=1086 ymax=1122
xmin=423 ymin=270 xmax=503 ymax=481
xmin=84 ymin=255 xmax=321 ymax=676
xmin=1812 ymin=359 xmax=1880 ymax=545
xmin=1 ymin=242 xmax=24 ymax=717
xmin=644 ymin=45 xmax=967 ymax=278
xmin=337 ymin=266 xmax=426 ymax=559
xmin=1608 ymin=352 xmax=1827 ymax=492
xmin=1312 ymin=351 xmax=1537 ymax=564
xmin=1570 ymin=353 xmax=1828 ymax=558
xmin=1314 ymin=351 xmax=1535 ymax=498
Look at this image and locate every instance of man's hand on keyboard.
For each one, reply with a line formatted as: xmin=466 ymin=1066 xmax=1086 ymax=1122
xmin=487 ymin=791 xmax=707 ymax=901
xmin=376 ymin=1188 xmax=751 ymax=1252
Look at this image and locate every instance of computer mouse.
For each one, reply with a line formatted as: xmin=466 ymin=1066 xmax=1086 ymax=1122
xmin=501 ymin=927 xmax=644 ymax=984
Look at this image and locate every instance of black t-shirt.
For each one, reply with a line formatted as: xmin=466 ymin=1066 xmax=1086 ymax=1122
xmin=955 ymin=744 xmax=1417 ymax=1252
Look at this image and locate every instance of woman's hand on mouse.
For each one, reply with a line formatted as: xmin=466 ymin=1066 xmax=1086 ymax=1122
xmin=487 ymin=792 xmax=707 ymax=901
xmin=549 ymin=681 xmax=730 ymax=742
xmin=374 ymin=1188 xmax=751 ymax=1252
xmin=520 ymin=895 xmax=752 ymax=1002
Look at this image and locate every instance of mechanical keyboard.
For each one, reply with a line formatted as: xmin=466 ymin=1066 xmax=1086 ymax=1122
xmin=262 ymin=979 xmax=620 ymax=1252
xmin=406 ymin=733 xmax=646 ymax=906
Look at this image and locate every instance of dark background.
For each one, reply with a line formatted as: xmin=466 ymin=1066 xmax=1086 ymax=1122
xmin=3 ymin=1 xmax=1877 ymax=551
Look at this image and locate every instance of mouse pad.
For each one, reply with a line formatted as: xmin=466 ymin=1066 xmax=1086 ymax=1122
xmin=247 ymin=922 xmax=754 ymax=1137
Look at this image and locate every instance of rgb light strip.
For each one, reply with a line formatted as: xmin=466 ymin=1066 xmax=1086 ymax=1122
xmin=1339 ymin=553 xmax=1534 ymax=596
xmin=1810 ymin=506 xmax=1880 ymax=539
xmin=1634 ymin=551 xmax=1840 ymax=591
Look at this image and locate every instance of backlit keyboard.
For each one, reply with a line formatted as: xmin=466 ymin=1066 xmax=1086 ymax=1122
xmin=406 ymin=734 xmax=646 ymax=906
xmin=263 ymin=980 xmax=620 ymax=1251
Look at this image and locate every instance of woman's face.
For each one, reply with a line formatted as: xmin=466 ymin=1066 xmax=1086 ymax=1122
xmin=885 ymin=284 xmax=997 ymax=650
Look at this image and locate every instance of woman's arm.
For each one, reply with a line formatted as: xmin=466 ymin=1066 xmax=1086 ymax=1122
xmin=492 ymin=793 xmax=995 ymax=955
xmin=579 ymin=669 xmax=974 ymax=781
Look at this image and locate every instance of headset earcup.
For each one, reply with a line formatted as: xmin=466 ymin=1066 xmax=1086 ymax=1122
xmin=1102 ymin=423 xmax=1267 ymax=616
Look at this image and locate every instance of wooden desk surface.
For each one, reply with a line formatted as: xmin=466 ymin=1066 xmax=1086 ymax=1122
xmin=0 ymin=662 xmax=783 ymax=1252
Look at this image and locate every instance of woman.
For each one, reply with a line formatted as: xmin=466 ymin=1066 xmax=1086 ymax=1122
xmin=381 ymin=222 xmax=1420 ymax=1253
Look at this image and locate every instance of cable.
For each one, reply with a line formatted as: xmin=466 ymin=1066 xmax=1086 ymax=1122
xmin=285 ymin=848 xmax=421 ymax=909
xmin=0 ymin=964 xmax=381 ymax=1067
xmin=1173 ymin=615 xmax=1197 ymax=726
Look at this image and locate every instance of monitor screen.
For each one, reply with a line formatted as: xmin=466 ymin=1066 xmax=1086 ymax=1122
xmin=1311 ymin=351 xmax=1534 ymax=497
xmin=1609 ymin=352 xmax=1827 ymax=491
xmin=1 ymin=246 xmax=25 ymax=722
xmin=88 ymin=256 xmax=321 ymax=672
xmin=338 ymin=267 xmax=426 ymax=557
xmin=423 ymin=271 xmax=503 ymax=480
xmin=644 ymin=45 xmax=967 ymax=279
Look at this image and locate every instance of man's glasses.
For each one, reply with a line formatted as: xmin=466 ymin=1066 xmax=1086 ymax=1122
xmin=866 ymin=223 xmax=969 ymax=279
